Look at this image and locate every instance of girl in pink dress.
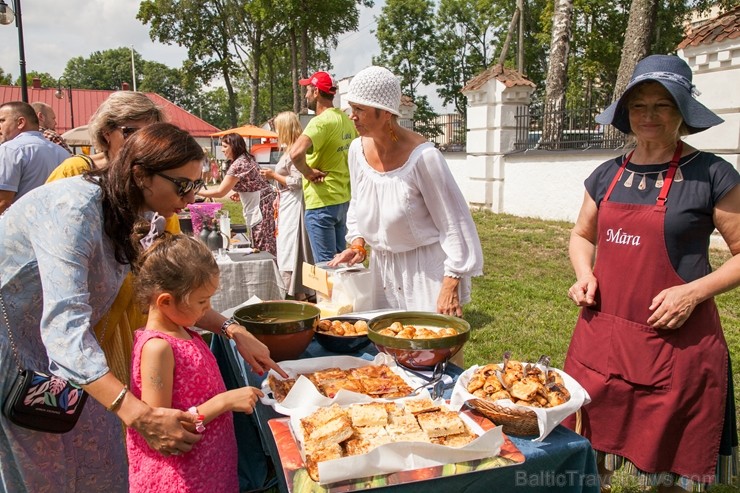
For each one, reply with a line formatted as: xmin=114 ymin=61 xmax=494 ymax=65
xmin=126 ymin=234 xmax=263 ymax=493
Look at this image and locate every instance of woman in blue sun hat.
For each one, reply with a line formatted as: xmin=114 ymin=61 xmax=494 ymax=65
xmin=564 ymin=54 xmax=739 ymax=492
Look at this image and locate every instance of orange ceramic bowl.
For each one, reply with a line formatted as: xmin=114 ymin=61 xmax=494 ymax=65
xmin=367 ymin=312 xmax=470 ymax=370
xmin=234 ymin=301 xmax=320 ymax=362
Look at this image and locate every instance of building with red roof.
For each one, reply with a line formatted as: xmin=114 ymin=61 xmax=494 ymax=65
xmin=0 ymin=79 xmax=219 ymax=140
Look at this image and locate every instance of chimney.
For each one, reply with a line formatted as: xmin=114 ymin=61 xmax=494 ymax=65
xmin=32 ymin=77 xmax=41 ymax=89
xmin=121 ymin=82 xmax=130 ymax=91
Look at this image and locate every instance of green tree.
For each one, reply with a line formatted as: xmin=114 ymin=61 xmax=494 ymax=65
xmin=0 ymin=67 xmax=11 ymax=85
xmin=62 ymin=47 xmax=141 ymax=90
xmin=20 ymin=71 xmax=57 ymax=89
xmin=138 ymin=0 xmax=241 ymax=127
xmin=373 ymin=0 xmax=437 ymax=101
xmin=433 ymin=0 xmax=511 ymax=114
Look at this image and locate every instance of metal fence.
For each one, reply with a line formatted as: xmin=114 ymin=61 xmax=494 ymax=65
xmin=401 ymin=113 xmax=467 ymax=152
xmin=514 ymin=101 xmax=625 ymax=151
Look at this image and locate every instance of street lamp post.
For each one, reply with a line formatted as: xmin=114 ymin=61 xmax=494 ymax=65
xmin=0 ymin=0 xmax=28 ymax=103
xmin=55 ymin=80 xmax=74 ymax=129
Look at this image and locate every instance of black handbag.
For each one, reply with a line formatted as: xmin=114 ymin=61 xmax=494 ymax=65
xmin=3 ymin=369 xmax=88 ymax=433
xmin=0 ymin=291 xmax=100 ymax=433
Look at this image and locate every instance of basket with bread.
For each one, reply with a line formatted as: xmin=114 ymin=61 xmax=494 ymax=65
xmin=449 ymin=352 xmax=590 ymax=440
xmin=291 ymin=397 xmax=505 ymax=484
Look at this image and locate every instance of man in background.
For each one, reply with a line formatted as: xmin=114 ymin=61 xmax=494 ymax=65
xmin=0 ymin=101 xmax=70 ymax=213
xmin=30 ymin=102 xmax=72 ymax=153
xmin=288 ymin=71 xmax=357 ymax=262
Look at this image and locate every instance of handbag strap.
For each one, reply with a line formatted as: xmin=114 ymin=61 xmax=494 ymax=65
xmin=0 ymin=290 xmax=109 ymax=372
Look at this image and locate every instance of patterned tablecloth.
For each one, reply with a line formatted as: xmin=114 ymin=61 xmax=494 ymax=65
xmin=210 ymin=251 xmax=286 ymax=313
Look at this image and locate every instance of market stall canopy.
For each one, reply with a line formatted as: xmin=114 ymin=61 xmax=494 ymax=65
xmin=210 ymin=124 xmax=277 ymax=139
xmin=61 ymin=125 xmax=92 ymax=146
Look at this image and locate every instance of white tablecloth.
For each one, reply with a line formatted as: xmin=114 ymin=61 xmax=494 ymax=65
xmin=211 ymin=251 xmax=286 ymax=313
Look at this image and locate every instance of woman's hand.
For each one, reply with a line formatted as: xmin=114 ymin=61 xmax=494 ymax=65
xmin=229 ymin=192 xmax=240 ymax=202
xmin=231 ymin=326 xmax=289 ymax=378
xmin=327 ymin=248 xmax=363 ymax=267
xmin=647 ymin=284 xmax=700 ymax=329
xmin=568 ymin=273 xmax=598 ymax=306
xmin=437 ymin=276 xmax=462 ymax=317
xmin=260 ymin=168 xmax=275 ymax=180
xmin=130 ymin=405 xmax=202 ymax=457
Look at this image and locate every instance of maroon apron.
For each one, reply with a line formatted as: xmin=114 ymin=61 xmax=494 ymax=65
xmin=564 ymin=143 xmax=729 ymax=481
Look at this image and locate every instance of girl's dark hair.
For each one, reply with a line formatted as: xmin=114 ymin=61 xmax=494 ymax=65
xmin=220 ymin=133 xmax=252 ymax=160
xmin=134 ymin=234 xmax=219 ymax=312
xmin=84 ymin=122 xmax=204 ymax=265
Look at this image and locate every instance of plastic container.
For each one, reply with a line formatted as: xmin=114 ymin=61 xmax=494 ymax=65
xmin=187 ymin=202 xmax=222 ymax=236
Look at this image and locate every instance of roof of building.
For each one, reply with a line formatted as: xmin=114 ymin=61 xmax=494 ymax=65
xmin=462 ymin=64 xmax=536 ymax=92
xmin=0 ymin=83 xmax=219 ymax=137
xmin=677 ymin=5 xmax=740 ymax=49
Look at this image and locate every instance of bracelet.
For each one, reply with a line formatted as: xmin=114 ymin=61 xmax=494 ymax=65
xmin=220 ymin=317 xmax=236 ymax=339
xmin=188 ymin=406 xmax=206 ymax=433
xmin=350 ymin=244 xmax=367 ymax=259
xmin=107 ymin=386 xmax=128 ymax=412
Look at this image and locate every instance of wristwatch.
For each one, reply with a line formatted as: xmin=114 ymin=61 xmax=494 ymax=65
xmin=220 ymin=317 xmax=236 ymax=339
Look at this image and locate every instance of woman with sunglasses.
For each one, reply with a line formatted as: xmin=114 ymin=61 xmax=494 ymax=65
xmin=197 ymin=133 xmax=277 ymax=255
xmin=45 ymin=92 xmax=179 ymax=390
xmin=0 ymin=123 xmax=285 ymax=492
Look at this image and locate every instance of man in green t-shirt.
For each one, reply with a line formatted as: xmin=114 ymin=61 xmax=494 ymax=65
xmin=288 ymin=71 xmax=357 ymax=262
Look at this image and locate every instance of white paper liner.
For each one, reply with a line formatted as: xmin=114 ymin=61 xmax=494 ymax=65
xmin=260 ymin=353 xmax=431 ymax=416
xmin=288 ymin=403 xmax=505 ymax=485
xmin=448 ymin=364 xmax=591 ymax=441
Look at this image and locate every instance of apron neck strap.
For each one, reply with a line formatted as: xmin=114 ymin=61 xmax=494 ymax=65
xmin=603 ymin=141 xmax=683 ymax=205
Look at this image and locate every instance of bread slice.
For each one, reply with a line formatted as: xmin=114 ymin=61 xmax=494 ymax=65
xmin=416 ymin=411 xmax=465 ymax=438
xmin=350 ymin=402 xmax=388 ymax=428
xmin=267 ymin=375 xmax=296 ymax=403
xmin=300 ymin=404 xmax=347 ymax=438
xmin=430 ymin=430 xmax=477 ymax=447
xmin=306 ymin=414 xmax=354 ymax=449
xmin=305 ymin=442 xmax=343 ymax=482
xmin=385 ymin=413 xmax=422 ymax=437
xmin=344 ymin=437 xmax=374 ymax=456
xmin=403 ymin=397 xmax=441 ymax=415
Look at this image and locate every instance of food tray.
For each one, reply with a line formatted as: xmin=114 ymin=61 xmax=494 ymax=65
xmin=465 ymin=399 xmax=539 ymax=436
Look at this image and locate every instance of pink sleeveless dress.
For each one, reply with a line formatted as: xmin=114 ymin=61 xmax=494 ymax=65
xmin=127 ymin=329 xmax=238 ymax=493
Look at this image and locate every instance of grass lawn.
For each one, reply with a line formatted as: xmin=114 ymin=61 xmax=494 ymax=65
xmin=213 ymin=197 xmax=738 ymax=492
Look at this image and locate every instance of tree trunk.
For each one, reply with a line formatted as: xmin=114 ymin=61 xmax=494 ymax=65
xmin=223 ymin=70 xmax=238 ymax=128
xmin=604 ymin=0 xmax=658 ymax=146
xmin=300 ymin=27 xmax=310 ymax=113
xmin=249 ymin=25 xmax=262 ymax=125
xmin=289 ymin=27 xmax=300 ymax=113
xmin=542 ymin=0 xmax=573 ymax=150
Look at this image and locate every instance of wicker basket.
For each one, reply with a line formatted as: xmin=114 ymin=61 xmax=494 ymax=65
xmin=467 ymin=399 xmax=540 ymax=436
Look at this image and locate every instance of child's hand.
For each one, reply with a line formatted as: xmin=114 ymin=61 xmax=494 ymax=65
xmin=227 ymin=387 xmax=264 ymax=414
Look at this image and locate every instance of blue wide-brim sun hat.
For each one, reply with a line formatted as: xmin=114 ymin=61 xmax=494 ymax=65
xmin=596 ymin=54 xmax=723 ymax=135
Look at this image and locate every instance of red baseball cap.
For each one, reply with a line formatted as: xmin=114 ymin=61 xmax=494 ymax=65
xmin=299 ymin=71 xmax=336 ymax=95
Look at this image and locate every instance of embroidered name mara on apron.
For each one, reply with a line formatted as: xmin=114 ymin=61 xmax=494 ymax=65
xmin=564 ymin=142 xmax=728 ymax=481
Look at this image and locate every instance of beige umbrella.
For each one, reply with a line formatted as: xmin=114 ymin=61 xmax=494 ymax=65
xmin=61 ymin=125 xmax=92 ymax=146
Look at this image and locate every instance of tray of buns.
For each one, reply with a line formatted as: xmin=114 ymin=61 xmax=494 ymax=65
xmin=261 ymin=353 xmax=430 ymax=416
xmin=290 ymin=398 xmax=505 ymax=485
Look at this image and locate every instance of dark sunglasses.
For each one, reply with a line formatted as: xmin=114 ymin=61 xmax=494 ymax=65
xmin=155 ymin=173 xmax=205 ymax=196
xmin=119 ymin=126 xmax=140 ymax=139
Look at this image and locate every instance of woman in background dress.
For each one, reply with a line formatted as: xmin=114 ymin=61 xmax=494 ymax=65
xmin=197 ymin=133 xmax=276 ymax=255
xmin=261 ymin=112 xmax=314 ymax=300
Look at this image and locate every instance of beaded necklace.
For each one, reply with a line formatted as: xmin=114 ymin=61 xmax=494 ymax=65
xmin=621 ymin=150 xmax=701 ymax=190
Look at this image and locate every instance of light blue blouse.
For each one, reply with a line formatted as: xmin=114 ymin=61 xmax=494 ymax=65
xmin=0 ymin=175 xmax=128 ymax=492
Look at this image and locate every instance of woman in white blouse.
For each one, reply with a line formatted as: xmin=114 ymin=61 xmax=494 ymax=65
xmin=328 ymin=66 xmax=483 ymax=316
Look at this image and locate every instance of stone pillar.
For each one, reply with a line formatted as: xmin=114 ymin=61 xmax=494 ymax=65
xmin=462 ymin=67 xmax=535 ymax=211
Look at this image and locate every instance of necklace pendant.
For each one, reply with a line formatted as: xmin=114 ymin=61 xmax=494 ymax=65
xmin=655 ymin=172 xmax=664 ymax=188
xmin=624 ymin=172 xmax=634 ymax=188
xmin=674 ymin=167 xmax=684 ymax=182
xmin=638 ymin=175 xmax=647 ymax=190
